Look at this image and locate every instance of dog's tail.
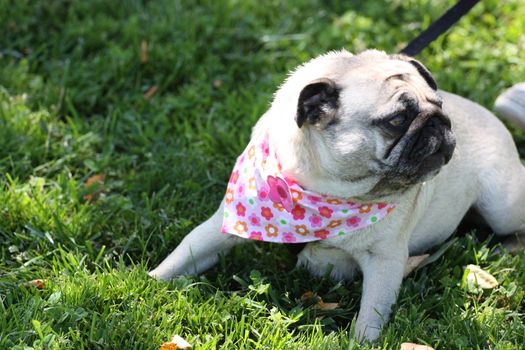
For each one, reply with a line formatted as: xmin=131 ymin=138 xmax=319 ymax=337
xmin=494 ymin=83 xmax=525 ymax=131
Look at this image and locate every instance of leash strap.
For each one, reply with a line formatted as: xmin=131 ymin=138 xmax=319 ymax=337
xmin=400 ymin=0 xmax=480 ymax=56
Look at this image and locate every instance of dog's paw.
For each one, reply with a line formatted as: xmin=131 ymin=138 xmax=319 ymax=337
xmin=354 ymin=319 xmax=382 ymax=343
xmin=148 ymin=268 xmax=172 ymax=281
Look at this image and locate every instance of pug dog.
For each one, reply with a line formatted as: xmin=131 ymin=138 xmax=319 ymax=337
xmin=149 ymin=50 xmax=525 ymax=342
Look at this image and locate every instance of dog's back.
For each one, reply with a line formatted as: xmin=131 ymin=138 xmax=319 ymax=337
xmin=408 ymin=91 xmax=525 ymax=253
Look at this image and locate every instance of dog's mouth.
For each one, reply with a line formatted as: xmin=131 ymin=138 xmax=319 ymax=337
xmin=379 ymin=109 xmax=456 ymax=187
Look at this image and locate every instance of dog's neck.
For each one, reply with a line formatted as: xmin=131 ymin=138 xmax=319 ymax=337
xmin=221 ymin=131 xmax=397 ymax=243
xmin=253 ymin=110 xmax=391 ymax=202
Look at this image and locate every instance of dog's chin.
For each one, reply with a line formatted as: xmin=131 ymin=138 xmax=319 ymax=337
xmin=407 ymin=151 xmax=448 ymax=182
xmin=369 ymin=151 xmax=449 ymax=196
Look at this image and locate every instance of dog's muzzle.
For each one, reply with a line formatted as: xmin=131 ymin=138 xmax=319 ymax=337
xmin=387 ymin=109 xmax=456 ymax=183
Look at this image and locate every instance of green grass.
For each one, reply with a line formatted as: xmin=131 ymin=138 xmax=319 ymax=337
xmin=0 ymin=0 xmax=524 ymax=349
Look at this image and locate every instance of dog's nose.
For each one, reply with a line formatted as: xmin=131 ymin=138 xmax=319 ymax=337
xmin=426 ymin=110 xmax=451 ymax=129
xmin=423 ymin=111 xmax=455 ymax=164
xmin=407 ymin=109 xmax=455 ymax=163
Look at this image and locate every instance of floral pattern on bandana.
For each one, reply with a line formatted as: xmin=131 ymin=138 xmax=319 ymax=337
xmin=221 ymin=136 xmax=396 ymax=243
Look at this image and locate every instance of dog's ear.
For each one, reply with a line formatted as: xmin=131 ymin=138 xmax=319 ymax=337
xmin=296 ymin=78 xmax=340 ymax=128
xmin=407 ymin=59 xmax=437 ymax=91
xmin=392 ymin=54 xmax=437 ymax=91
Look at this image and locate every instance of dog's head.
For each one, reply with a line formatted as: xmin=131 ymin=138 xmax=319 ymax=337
xmin=276 ymin=50 xmax=455 ymax=197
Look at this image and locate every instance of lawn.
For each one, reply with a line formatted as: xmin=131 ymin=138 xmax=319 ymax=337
xmin=0 ymin=0 xmax=524 ymax=349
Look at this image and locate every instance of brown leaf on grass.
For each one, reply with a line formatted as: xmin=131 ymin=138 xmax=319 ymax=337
xmin=160 ymin=335 xmax=192 ymax=350
xmin=404 ymin=254 xmax=430 ymax=277
xmin=212 ymin=79 xmax=223 ymax=88
xmin=22 ymin=279 xmax=46 ymax=289
xmin=300 ymin=291 xmax=340 ymax=310
xmin=300 ymin=291 xmax=316 ymax=301
xmin=85 ymin=174 xmax=105 ymax=187
xmin=144 ymin=86 xmax=158 ymax=100
xmin=83 ymin=174 xmax=105 ymax=202
xmin=313 ymin=301 xmax=340 ymax=310
xmin=465 ymin=264 xmax=499 ymax=289
xmin=400 ymin=342 xmax=435 ymax=350
xmin=140 ymin=40 xmax=148 ymax=64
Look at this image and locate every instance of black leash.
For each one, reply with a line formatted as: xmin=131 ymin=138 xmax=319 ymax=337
xmin=400 ymin=0 xmax=480 ymax=56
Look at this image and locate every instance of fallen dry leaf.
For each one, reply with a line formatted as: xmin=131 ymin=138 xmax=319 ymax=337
xmin=301 ymin=291 xmax=340 ymax=310
xmin=83 ymin=174 xmax=105 ymax=202
xmin=300 ymin=291 xmax=316 ymax=301
xmin=144 ymin=85 xmax=158 ymax=100
xmin=404 ymin=254 xmax=430 ymax=277
xmin=140 ymin=40 xmax=148 ymax=64
xmin=85 ymin=174 xmax=105 ymax=187
xmin=22 ymin=279 xmax=46 ymax=289
xmin=159 ymin=343 xmax=177 ymax=350
xmin=465 ymin=264 xmax=499 ymax=289
xmin=400 ymin=342 xmax=435 ymax=350
xmin=160 ymin=335 xmax=192 ymax=350
xmin=213 ymin=79 xmax=223 ymax=88
xmin=313 ymin=301 xmax=340 ymax=310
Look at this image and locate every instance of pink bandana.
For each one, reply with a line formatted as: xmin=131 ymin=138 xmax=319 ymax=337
xmin=221 ymin=136 xmax=396 ymax=243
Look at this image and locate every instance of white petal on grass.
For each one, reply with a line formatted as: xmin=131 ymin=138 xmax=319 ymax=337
xmin=400 ymin=342 xmax=435 ymax=350
xmin=465 ymin=264 xmax=499 ymax=289
xmin=160 ymin=335 xmax=192 ymax=349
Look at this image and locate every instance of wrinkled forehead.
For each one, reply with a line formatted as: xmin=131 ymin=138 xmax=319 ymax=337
xmin=337 ymin=60 xmax=435 ymax=117
xmin=365 ymin=59 xmax=415 ymax=78
xmin=339 ymin=59 xmax=421 ymax=89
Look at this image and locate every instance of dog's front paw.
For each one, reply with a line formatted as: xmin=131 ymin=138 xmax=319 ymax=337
xmin=354 ymin=318 xmax=382 ymax=343
xmin=148 ymin=268 xmax=171 ymax=281
xmin=354 ymin=300 xmax=395 ymax=343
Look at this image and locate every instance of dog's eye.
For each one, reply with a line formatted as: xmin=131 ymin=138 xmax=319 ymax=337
xmin=377 ymin=113 xmax=411 ymax=134
xmin=388 ymin=115 xmax=407 ymax=127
